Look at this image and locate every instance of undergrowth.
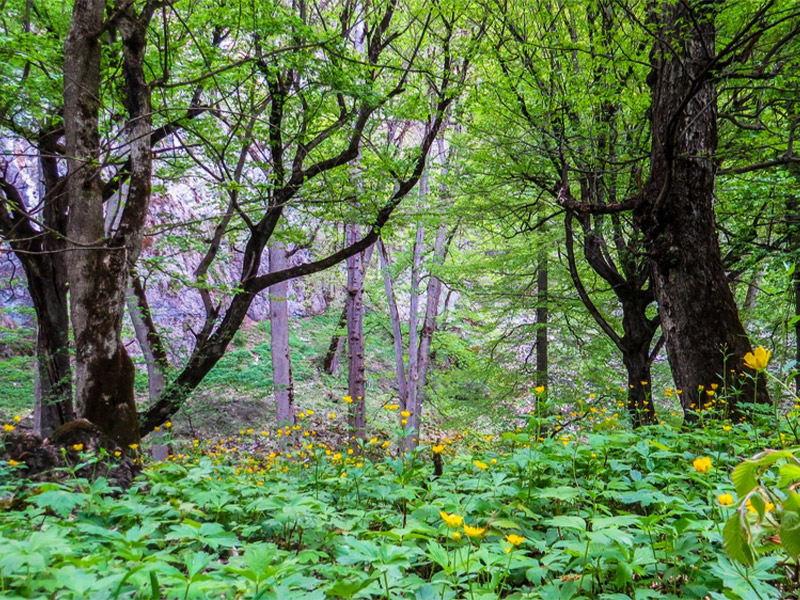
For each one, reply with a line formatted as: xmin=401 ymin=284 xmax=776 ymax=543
xmin=0 ymin=413 xmax=793 ymax=600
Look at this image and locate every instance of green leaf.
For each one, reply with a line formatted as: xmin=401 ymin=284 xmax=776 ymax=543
xmin=780 ymin=511 xmax=800 ymax=558
xmin=778 ymin=463 xmax=800 ymax=487
xmin=545 ymin=516 xmax=586 ymax=531
xmin=425 ymin=541 xmax=450 ymax=571
xmin=31 ymin=490 xmax=88 ymax=517
xmin=731 ymin=461 xmax=759 ymax=497
xmin=723 ymin=512 xmax=755 ymax=567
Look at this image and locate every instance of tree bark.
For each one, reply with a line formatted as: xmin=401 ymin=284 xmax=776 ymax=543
xmin=64 ymin=0 xmax=155 ymax=446
xmin=535 ymin=252 xmax=548 ymax=390
xmin=635 ymin=0 xmax=767 ymax=419
xmin=323 ymin=302 xmax=348 ymax=376
xmin=564 ymin=211 xmax=659 ymax=426
xmin=127 ymin=274 xmax=170 ymax=459
xmin=127 ymin=274 xmax=168 ymax=402
xmin=412 ymin=223 xmax=449 ymax=439
xmin=346 ymin=223 xmax=367 ymax=437
xmin=378 ymin=238 xmax=409 ymax=407
xmin=269 ymin=242 xmax=295 ymax=426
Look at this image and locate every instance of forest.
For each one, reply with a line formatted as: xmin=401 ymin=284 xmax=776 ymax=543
xmin=1 ymin=0 xmax=800 ymax=597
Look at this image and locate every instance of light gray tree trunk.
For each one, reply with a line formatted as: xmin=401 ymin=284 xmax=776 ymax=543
xmin=378 ymin=238 xmax=409 ymax=407
xmin=270 ymin=242 xmax=295 ymax=426
xmin=127 ymin=275 xmax=170 ymax=459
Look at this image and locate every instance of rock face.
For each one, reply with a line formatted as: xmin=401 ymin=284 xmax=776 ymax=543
xmin=1 ymin=419 xmax=139 ymax=490
xmin=0 ymin=171 xmax=337 ymax=362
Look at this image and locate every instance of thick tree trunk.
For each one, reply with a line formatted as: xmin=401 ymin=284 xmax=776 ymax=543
xmin=346 ymin=223 xmax=367 ymax=437
xmin=269 ymin=242 xmax=295 ymax=426
xmin=29 ymin=254 xmax=74 ymax=438
xmin=635 ymin=0 xmax=767 ymax=419
xmin=33 ymin=130 xmax=73 ymax=437
xmin=64 ymin=1 xmax=155 ymax=446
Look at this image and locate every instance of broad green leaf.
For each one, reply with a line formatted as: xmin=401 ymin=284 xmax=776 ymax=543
xmin=545 ymin=516 xmax=586 ymax=531
xmin=731 ymin=461 xmax=759 ymax=497
xmin=778 ymin=463 xmax=800 ymax=487
xmin=723 ymin=512 xmax=755 ymax=566
xmin=780 ymin=511 xmax=800 ymax=558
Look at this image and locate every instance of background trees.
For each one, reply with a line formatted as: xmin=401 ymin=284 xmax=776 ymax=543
xmin=0 ymin=0 xmax=799 ymax=444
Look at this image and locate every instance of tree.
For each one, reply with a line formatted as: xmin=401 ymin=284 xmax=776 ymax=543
xmin=63 ymin=0 xmax=158 ymax=445
xmin=137 ymin=0 xmax=479 ymax=438
xmin=551 ymin=0 xmax=800 ymax=419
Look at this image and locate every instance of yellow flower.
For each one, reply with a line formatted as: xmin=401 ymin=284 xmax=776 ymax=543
xmin=534 ymin=386 xmax=545 ymax=394
xmin=164 ymin=421 xmax=172 ymax=429
xmin=8 ymin=459 xmax=20 ymax=467
xmin=3 ymin=424 xmax=14 ymax=432
xmin=154 ymin=426 xmax=161 ymax=432
xmin=401 ymin=410 xmax=411 ymax=418
xmin=432 ymin=444 xmax=444 ymax=454
xmin=114 ymin=451 xmax=121 ymax=457
xmin=329 ymin=413 xmax=336 ymax=419
xmin=401 ymin=419 xmax=408 ymax=426
xmin=72 ymin=443 xmax=84 ymax=451
xmin=13 ymin=416 xmax=21 ymax=423
xmin=744 ymin=346 xmax=770 ymax=371
xmin=722 ymin=425 xmax=732 ymax=432
xmin=746 ymin=499 xmax=775 ymax=513
xmin=129 ymin=443 xmax=139 ymax=450
xmin=718 ymin=493 xmax=734 ymax=506
xmin=463 ymin=525 xmax=486 ymax=538
xmin=692 ymin=456 xmax=712 ymax=474
xmin=505 ymin=533 xmax=525 ymax=546
xmin=452 ymin=531 xmax=462 ymax=540
xmin=474 ymin=460 xmax=489 ymax=470
xmin=387 ymin=404 xmax=399 ymax=411
xmin=343 ymin=395 xmax=353 ymax=404
xmin=440 ymin=511 xmax=464 ymax=528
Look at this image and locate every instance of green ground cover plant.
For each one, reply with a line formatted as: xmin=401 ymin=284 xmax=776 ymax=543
xmin=2 ymin=402 xmax=796 ymax=600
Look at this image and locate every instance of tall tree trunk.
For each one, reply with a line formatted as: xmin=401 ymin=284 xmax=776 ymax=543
xmin=127 ymin=274 xmax=168 ymax=402
xmin=33 ymin=129 xmax=73 ymax=437
xmin=635 ymin=0 xmax=767 ymax=419
xmin=29 ymin=254 xmax=74 ymax=437
xmin=378 ymin=238 xmax=409 ymax=407
xmin=411 ymin=223 xmax=449 ymax=442
xmin=127 ymin=274 xmax=169 ymax=458
xmin=64 ymin=0 xmax=155 ymax=445
xmin=346 ymin=223 xmax=367 ymax=437
xmin=564 ymin=211 xmax=659 ymax=426
xmin=270 ymin=242 xmax=295 ymax=426
xmin=405 ymin=195 xmax=426 ymax=416
xmin=409 ymin=135 xmax=453 ymax=445
xmin=535 ymin=252 xmax=548 ymax=390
